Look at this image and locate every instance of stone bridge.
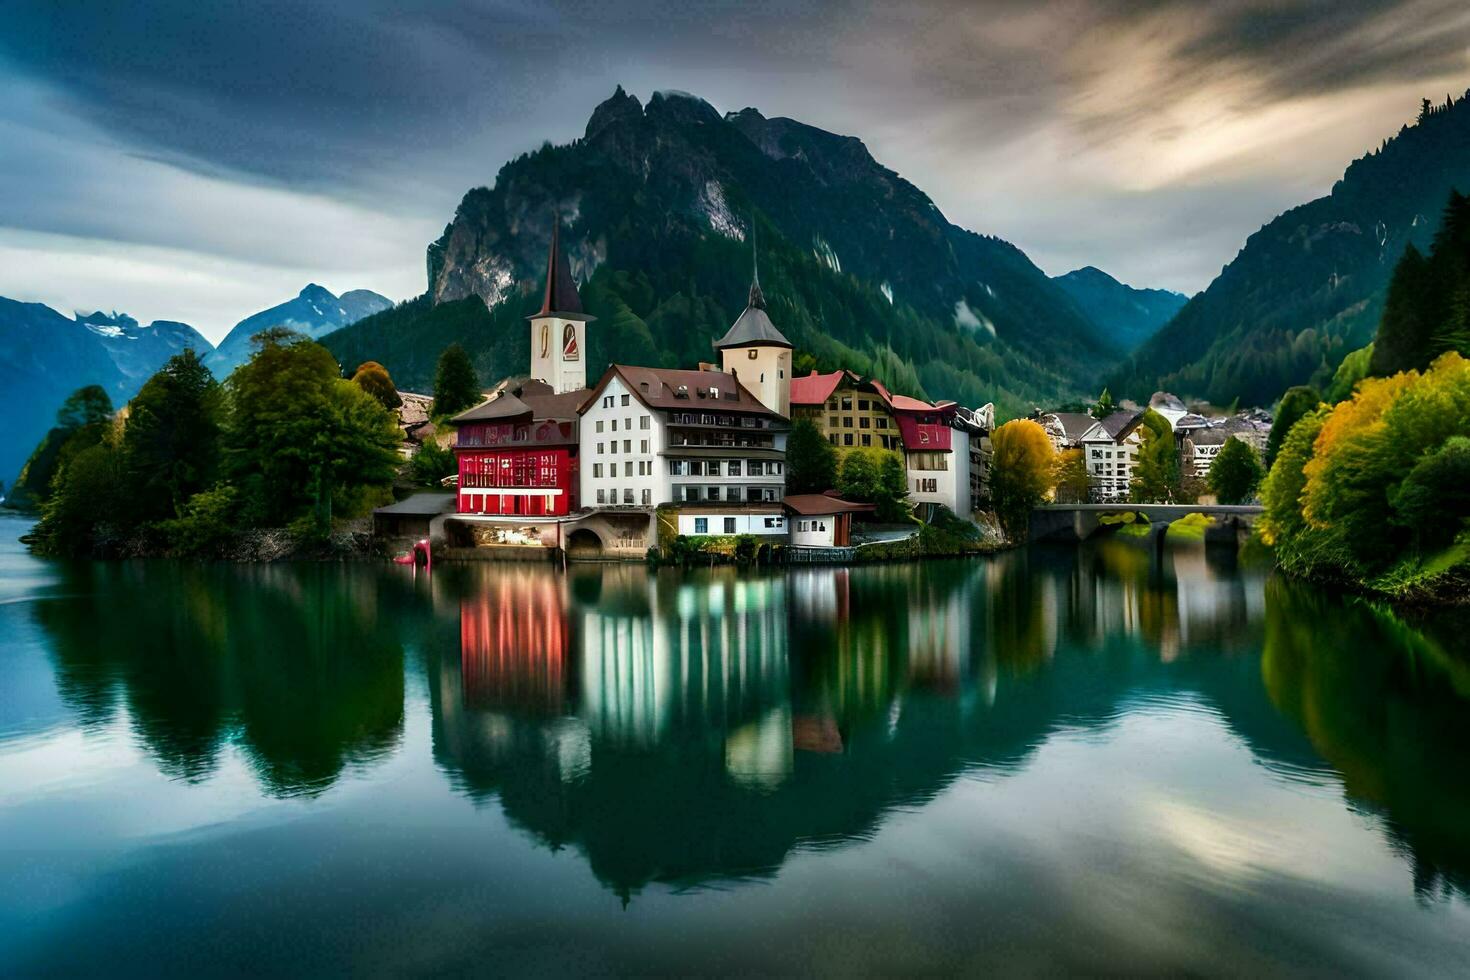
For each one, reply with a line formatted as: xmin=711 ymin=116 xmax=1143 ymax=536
xmin=1029 ymin=503 xmax=1263 ymax=543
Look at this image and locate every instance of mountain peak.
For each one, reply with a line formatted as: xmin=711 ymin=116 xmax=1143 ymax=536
xmin=586 ymin=85 xmax=643 ymax=141
xmin=298 ymin=283 xmax=337 ymax=301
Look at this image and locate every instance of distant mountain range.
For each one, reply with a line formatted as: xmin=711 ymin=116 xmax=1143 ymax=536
xmin=1051 ymin=267 xmax=1188 ymax=353
xmin=0 ymin=299 xmax=211 ymax=487
xmin=325 ymin=87 xmax=1131 ymax=416
xmin=206 ymin=284 xmax=390 ymax=376
xmin=1110 ymin=90 xmax=1470 ymax=407
xmin=1 ymin=284 xmax=391 ymax=491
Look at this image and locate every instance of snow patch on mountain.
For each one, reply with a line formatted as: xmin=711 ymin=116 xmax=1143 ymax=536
xmin=699 ymin=181 xmax=744 ymax=241
xmin=954 ymin=299 xmax=995 ymax=337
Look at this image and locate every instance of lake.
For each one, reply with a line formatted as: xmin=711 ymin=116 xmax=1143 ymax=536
xmin=2 ymin=512 xmax=1469 ymax=975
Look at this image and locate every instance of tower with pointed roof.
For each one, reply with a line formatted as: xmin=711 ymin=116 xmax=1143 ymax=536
xmin=713 ymin=235 xmax=792 ymax=417
xmin=528 ymin=218 xmax=595 ymax=394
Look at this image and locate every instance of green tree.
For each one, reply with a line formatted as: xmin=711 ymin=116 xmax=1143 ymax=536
xmin=785 ymin=417 xmax=837 ymax=494
xmin=1267 ymin=385 xmax=1321 ymax=467
xmin=29 ymin=439 xmax=123 ymax=557
xmin=122 ymin=349 xmax=223 ymax=522
xmin=1208 ymin=436 xmax=1264 ymax=504
xmin=1369 ymin=244 xmax=1438 ymax=377
xmin=875 ymin=450 xmax=910 ymax=522
xmin=1091 ymin=387 xmax=1115 ymax=418
xmin=351 ymin=361 xmax=402 ymax=410
xmin=1258 ymin=406 xmax=1328 ymax=553
xmin=10 ymin=385 xmax=115 ymax=509
xmin=988 ymin=419 xmax=1056 ymax=541
xmin=1325 ymin=344 xmax=1373 ymax=403
xmin=1130 ymin=410 xmax=1180 ymax=503
xmin=1389 ymin=435 xmax=1470 ymax=550
xmin=226 ymin=331 xmax=401 ymax=530
xmin=408 ymin=441 xmax=456 ymax=488
xmin=836 ymin=447 xmax=881 ymax=502
xmin=433 ymin=343 xmax=481 ymax=416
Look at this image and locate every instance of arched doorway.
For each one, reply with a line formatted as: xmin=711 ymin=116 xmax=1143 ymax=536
xmin=565 ymin=528 xmax=605 ymax=560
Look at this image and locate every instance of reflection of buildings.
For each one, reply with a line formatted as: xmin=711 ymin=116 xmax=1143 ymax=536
xmin=459 ymin=572 xmax=572 ymax=714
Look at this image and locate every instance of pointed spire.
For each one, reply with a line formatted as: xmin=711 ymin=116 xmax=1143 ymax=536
xmin=747 ymin=217 xmax=766 ymax=311
xmin=537 ymin=212 xmax=584 ymax=317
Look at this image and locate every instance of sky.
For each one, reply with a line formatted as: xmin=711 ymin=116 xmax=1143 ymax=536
xmin=3 ymin=0 xmax=1470 ymax=344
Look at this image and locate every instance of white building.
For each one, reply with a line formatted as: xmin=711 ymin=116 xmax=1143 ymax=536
xmin=578 ymin=364 xmax=789 ymax=512
xmin=1080 ymin=410 xmax=1145 ymax=502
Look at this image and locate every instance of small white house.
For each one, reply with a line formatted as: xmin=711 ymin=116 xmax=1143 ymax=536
xmin=1080 ymin=410 xmax=1146 ymax=502
xmin=783 ymin=494 xmax=875 ymax=548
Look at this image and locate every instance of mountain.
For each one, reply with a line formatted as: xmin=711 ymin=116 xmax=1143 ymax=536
xmin=324 ymin=87 xmax=1117 ymax=416
xmin=1109 ymin=90 xmax=1470 ymax=408
xmin=1052 ymin=267 xmax=1188 ymax=353
xmin=0 ymin=299 xmax=212 ymax=489
xmin=207 ymin=284 xmax=391 ymax=376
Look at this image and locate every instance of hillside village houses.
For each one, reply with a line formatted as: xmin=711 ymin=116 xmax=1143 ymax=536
xmin=1039 ymin=391 xmax=1272 ymax=503
xmin=429 ymin=219 xmax=994 ymax=556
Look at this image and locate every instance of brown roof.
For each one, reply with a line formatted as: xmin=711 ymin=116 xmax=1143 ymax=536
xmin=581 ymin=364 xmax=783 ymax=419
xmin=783 ymin=494 xmax=877 ymax=516
xmin=451 ymin=379 xmax=590 ymax=425
xmin=532 ymin=219 xmax=591 ymax=320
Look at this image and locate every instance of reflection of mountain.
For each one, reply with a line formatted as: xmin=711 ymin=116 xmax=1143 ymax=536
xmin=35 ymin=563 xmax=410 ymax=796
xmin=428 ymin=543 xmax=1464 ymax=901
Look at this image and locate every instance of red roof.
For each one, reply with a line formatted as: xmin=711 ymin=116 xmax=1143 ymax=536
xmin=790 ymin=369 xmax=849 ymax=406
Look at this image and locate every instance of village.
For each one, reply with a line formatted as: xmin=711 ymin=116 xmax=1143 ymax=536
xmin=375 ymin=222 xmax=1273 ymax=561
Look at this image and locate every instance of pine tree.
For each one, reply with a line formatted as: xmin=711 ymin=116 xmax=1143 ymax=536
xmin=1369 ymin=244 xmax=1437 ymax=376
xmin=433 ymin=343 xmax=481 ymax=417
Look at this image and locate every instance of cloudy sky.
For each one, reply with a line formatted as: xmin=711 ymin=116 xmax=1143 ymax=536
xmin=3 ymin=0 xmax=1469 ymax=343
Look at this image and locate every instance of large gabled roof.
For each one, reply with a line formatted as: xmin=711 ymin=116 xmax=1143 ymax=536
xmin=579 ymin=364 xmax=783 ymax=419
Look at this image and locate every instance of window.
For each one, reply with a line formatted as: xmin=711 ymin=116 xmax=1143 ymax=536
xmin=593 ymin=464 xmax=603 ymax=478
xmin=623 ymin=489 xmax=633 ymax=504
xmin=597 ymin=442 xmax=604 ymax=454
xmin=596 ymin=420 xmax=604 ymax=433
xmin=641 ymin=439 xmax=649 ymax=453
xmin=597 ymin=489 xmax=606 ymax=504
xmin=640 ymin=416 xmax=650 ymax=430
xmin=641 ymin=489 xmax=651 ymax=505
xmin=611 ymin=418 xmax=618 ymax=432
xmin=684 ymin=486 xmax=699 ymax=502
xmin=828 ymin=434 xmax=839 ymax=445
xmin=798 ymin=520 xmax=808 ymax=532
xmin=726 ymin=487 xmax=741 ymax=502
xmin=724 ymin=517 xmax=737 ymax=534
xmin=625 ymin=417 xmax=632 ymax=431
xmin=843 ymin=417 xmax=853 ymax=428
xmin=844 ymin=434 xmax=854 ymax=446
xmin=858 ymin=399 xmax=870 ymax=410
xmin=747 ymin=461 xmax=763 ymax=476
xmin=728 ymin=460 xmax=742 ymax=476
xmin=859 ymin=417 xmax=870 ymax=429
xmin=828 ymin=416 xmax=839 ymax=429
xmin=621 ymin=394 xmax=630 ymax=406
xmin=694 ymin=518 xmax=708 ymax=534
xmin=861 ymin=435 xmax=871 ymax=447
xmin=603 ymin=395 xmax=613 ymax=408
xmin=624 ymin=440 xmax=631 ymax=453
xmin=760 ymin=373 xmax=765 ymax=383
xmin=710 ymin=386 xmax=720 ymax=399
xmin=748 ymin=349 xmax=759 ymax=360
xmin=764 ymin=517 xmax=781 ymax=528
xmin=624 ymin=462 xmax=633 ymax=477
xmin=771 ymin=462 xmax=782 ymax=475
xmin=876 ymin=418 xmax=888 ymax=429
xmin=841 ymin=397 xmax=852 ymax=410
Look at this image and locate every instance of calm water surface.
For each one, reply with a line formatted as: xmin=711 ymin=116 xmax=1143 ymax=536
xmin=2 ymin=513 xmax=1469 ymax=975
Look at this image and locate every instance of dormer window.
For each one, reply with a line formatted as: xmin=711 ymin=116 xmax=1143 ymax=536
xmin=747 ymin=349 xmax=758 ymax=360
xmin=710 ymin=386 xmax=720 ymax=399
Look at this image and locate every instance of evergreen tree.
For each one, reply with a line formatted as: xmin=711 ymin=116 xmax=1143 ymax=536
xmin=1208 ymin=436 xmax=1264 ymax=504
xmin=1091 ymin=387 xmax=1115 ymax=418
xmin=122 ymin=349 xmax=223 ymax=522
xmin=1267 ymin=385 xmax=1321 ymax=466
xmin=785 ymin=418 xmax=837 ymax=494
xmin=9 ymin=385 xmax=115 ymax=509
xmin=433 ymin=343 xmax=481 ymax=416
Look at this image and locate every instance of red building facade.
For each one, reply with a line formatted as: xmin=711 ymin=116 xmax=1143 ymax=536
xmin=450 ymin=382 xmax=583 ymax=517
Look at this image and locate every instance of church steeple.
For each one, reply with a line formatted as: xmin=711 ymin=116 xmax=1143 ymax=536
xmin=528 ymin=215 xmax=594 ymax=394
xmin=537 ymin=217 xmax=585 ymax=317
xmin=713 ymin=221 xmax=792 ymax=417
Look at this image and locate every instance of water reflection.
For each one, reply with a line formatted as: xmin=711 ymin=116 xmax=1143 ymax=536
xmin=21 ymin=536 xmax=1470 ymax=909
xmin=35 ymin=561 xmax=409 ymax=796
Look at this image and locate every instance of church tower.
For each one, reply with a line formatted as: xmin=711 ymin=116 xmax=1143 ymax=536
xmin=528 ymin=219 xmax=594 ymax=393
xmin=713 ymin=239 xmax=792 ymax=417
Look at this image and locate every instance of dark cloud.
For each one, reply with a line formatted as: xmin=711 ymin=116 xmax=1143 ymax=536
xmin=1 ymin=0 xmax=1468 ymax=333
